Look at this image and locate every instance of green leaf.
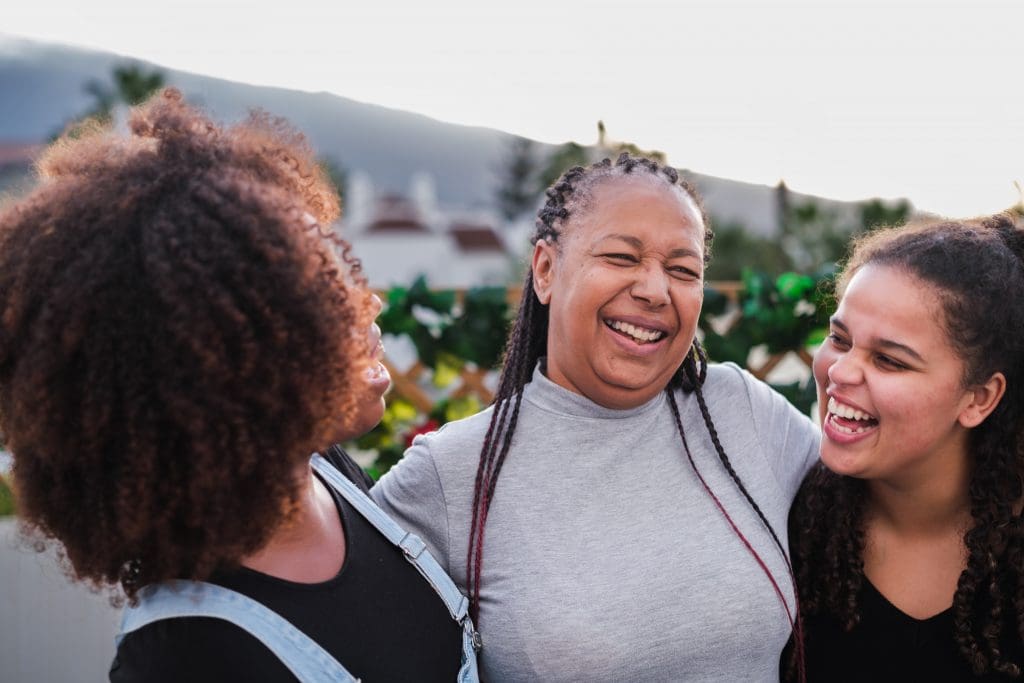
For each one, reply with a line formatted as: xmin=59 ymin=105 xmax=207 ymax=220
xmin=775 ymin=272 xmax=815 ymax=301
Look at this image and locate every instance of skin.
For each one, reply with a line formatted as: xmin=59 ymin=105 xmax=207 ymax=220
xmin=342 ymin=293 xmax=391 ymax=440
xmin=532 ymin=175 xmax=706 ymax=410
xmin=241 ymin=292 xmax=391 ymax=582
xmin=813 ymin=264 xmax=1005 ymax=618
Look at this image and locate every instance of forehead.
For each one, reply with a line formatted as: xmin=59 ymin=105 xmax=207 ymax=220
xmin=837 ymin=264 xmax=954 ymax=354
xmin=568 ymin=175 xmax=705 ymax=249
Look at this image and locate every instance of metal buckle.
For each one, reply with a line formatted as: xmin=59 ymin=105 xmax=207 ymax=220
xmin=471 ymin=629 xmax=483 ymax=652
xmin=399 ymin=532 xmax=426 ymax=560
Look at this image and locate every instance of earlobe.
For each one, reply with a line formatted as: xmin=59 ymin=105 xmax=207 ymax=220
xmin=532 ymin=239 xmax=555 ymax=305
xmin=958 ymin=372 xmax=1007 ymax=428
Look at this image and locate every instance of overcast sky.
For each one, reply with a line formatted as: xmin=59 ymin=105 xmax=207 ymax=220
xmin=5 ymin=0 xmax=1022 ymax=217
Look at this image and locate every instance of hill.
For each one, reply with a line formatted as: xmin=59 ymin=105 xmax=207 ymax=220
xmin=0 ymin=34 xmax=513 ymax=207
xmin=0 ymin=34 xmax=912 ymax=242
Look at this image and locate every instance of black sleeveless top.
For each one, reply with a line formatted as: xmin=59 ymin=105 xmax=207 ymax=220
xmin=109 ymin=446 xmax=462 ymax=682
xmin=799 ymin=579 xmax=1018 ymax=682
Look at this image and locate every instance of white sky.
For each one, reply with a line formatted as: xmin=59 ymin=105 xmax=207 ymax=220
xmin=5 ymin=0 xmax=1023 ymax=217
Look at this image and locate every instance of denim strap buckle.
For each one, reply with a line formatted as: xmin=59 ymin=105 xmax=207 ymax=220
xmin=399 ymin=532 xmax=427 ymax=560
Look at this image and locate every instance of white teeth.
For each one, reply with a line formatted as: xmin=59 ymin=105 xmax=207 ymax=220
xmin=827 ymin=397 xmax=874 ymax=422
xmin=608 ymin=320 xmax=665 ymax=344
xmin=829 ymin=419 xmax=871 ymax=435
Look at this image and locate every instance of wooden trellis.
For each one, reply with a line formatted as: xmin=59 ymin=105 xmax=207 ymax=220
xmin=379 ymin=282 xmax=816 ymax=413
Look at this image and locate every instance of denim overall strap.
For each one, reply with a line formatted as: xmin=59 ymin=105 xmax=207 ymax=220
xmin=117 ymin=581 xmax=359 ymax=683
xmin=311 ymin=453 xmax=481 ymax=683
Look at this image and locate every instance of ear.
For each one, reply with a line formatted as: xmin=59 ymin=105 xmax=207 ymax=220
xmin=957 ymin=371 xmax=1007 ymax=428
xmin=532 ymin=239 xmax=556 ymax=305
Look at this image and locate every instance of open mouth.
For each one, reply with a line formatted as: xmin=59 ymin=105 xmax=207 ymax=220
xmin=826 ymin=397 xmax=878 ymax=434
xmin=604 ymin=319 xmax=667 ymax=345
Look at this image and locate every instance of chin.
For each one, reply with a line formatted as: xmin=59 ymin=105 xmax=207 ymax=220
xmin=333 ymin=398 xmax=386 ymax=443
xmin=819 ymin=447 xmax=869 ymax=480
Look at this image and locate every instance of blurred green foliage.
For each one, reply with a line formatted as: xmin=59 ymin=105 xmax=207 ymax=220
xmin=353 ymin=270 xmax=834 ymax=476
xmin=351 ymin=277 xmax=512 ymax=478
xmin=377 ymin=276 xmax=511 ymax=369
xmin=0 ymin=474 xmax=14 ymax=517
xmin=55 ymin=64 xmax=166 ymax=140
xmin=708 ymin=196 xmax=912 ymax=280
xmin=702 ymin=267 xmax=835 ymax=415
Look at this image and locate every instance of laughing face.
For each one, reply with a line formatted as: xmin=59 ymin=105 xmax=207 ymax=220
xmin=813 ymin=264 xmax=1004 ymax=486
xmin=532 ymin=175 xmax=706 ymax=409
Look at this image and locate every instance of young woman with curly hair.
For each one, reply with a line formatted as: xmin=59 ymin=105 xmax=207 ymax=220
xmin=0 ymin=90 xmax=476 ymax=682
xmin=372 ymin=153 xmax=821 ymax=681
xmin=788 ymin=213 xmax=1024 ymax=681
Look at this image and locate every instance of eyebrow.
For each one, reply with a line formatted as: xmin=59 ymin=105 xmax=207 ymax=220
xmin=600 ymin=233 xmax=701 ymax=260
xmin=830 ymin=317 xmax=925 ymax=364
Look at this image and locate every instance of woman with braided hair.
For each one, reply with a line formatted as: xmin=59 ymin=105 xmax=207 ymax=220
xmin=373 ymin=152 xmax=820 ymax=680
xmin=788 ymin=213 xmax=1024 ymax=681
xmin=0 ymin=90 xmax=477 ymax=682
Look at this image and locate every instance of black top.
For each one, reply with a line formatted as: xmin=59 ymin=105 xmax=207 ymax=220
xmin=109 ymin=446 xmax=462 ymax=682
xmin=799 ymin=579 xmax=1016 ymax=682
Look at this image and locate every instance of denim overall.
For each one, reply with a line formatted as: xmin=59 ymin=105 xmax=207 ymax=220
xmin=116 ymin=453 xmax=481 ymax=683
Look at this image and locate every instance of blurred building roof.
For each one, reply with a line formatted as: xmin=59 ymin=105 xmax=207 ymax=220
xmin=450 ymin=223 xmax=504 ymax=252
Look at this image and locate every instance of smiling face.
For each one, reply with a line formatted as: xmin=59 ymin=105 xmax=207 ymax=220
xmin=813 ymin=264 xmax=1004 ymax=486
xmin=532 ymin=175 xmax=706 ymax=409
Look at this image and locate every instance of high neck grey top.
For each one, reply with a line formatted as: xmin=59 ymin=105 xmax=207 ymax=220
xmin=372 ymin=361 xmax=819 ymax=682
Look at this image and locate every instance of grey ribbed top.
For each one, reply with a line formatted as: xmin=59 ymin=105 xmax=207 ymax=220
xmin=372 ymin=362 xmax=819 ymax=682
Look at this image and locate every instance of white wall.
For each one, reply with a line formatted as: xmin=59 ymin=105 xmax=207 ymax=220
xmin=0 ymin=519 xmax=121 ymax=683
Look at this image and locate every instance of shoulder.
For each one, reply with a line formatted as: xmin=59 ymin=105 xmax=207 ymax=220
xmin=395 ymin=403 xmax=497 ymax=477
xmin=702 ymin=361 xmax=808 ymax=421
xmin=111 ymin=617 xmax=291 ymax=682
xmin=698 ymin=361 xmax=819 ymax=489
xmin=418 ymin=404 xmax=496 ymax=452
xmin=373 ymin=404 xmax=495 ymax=502
xmin=704 ymin=361 xmax=752 ymax=388
xmin=699 ymin=362 xmax=764 ymax=410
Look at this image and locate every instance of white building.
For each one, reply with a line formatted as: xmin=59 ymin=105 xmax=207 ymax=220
xmin=341 ymin=171 xmax=522 ymax=289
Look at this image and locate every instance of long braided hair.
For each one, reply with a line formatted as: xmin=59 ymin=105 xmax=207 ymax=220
xmin=467 ymin=153 xmax=804 ymax=671
xmin=790 ymin=213 xmax=1024 ymax=677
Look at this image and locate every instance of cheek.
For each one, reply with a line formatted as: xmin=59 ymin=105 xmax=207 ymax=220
xmin=879 ymin=383 xmax=958 ymax=428
xmin=812 ymin=346 xmax=834 ymax=388
xmin=673 ymin=287 xmax=704 ymax=328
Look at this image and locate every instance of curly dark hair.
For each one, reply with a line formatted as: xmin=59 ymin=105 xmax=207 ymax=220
xmin=467 ymin=154 xmax=802 ymax=670
xmin=790 ymin=213 xmax=1024 ymax=676
xmin=0 ymin=89 xmax=372 ymax=602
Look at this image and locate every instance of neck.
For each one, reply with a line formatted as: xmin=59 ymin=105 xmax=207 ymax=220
xmin=867 ymin=444 xmax=972 ymax=536
xmin=240 ymin=461 xmax=345 ymax=582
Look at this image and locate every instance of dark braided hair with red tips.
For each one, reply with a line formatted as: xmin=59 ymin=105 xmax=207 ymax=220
xmin=467 ymin=152 xmax=806 ymax=679
xmin=789 ymin=213 xmax=1024 ymax=678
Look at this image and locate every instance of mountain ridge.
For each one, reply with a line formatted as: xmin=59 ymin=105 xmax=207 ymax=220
xmin=0 ymin=34 xmax=911 ymax=234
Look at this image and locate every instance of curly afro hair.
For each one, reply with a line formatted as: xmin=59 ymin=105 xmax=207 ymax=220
xmin=0 ymin=89 xmax=373 ymax=602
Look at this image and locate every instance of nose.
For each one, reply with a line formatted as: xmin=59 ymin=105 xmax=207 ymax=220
xmin=826 ymin=349 xmax=864 ymax=387
xmin=369 ymin=292 xmax=383 ymax=317
xmin=630 ymin=261 xmax=670 ymax=307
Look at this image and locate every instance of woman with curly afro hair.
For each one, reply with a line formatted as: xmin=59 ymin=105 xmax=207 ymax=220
xmin=788 ymin=213 xmax=1024 ymax=681
xmin=0 ymin=90 xmax=475 ymax=682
